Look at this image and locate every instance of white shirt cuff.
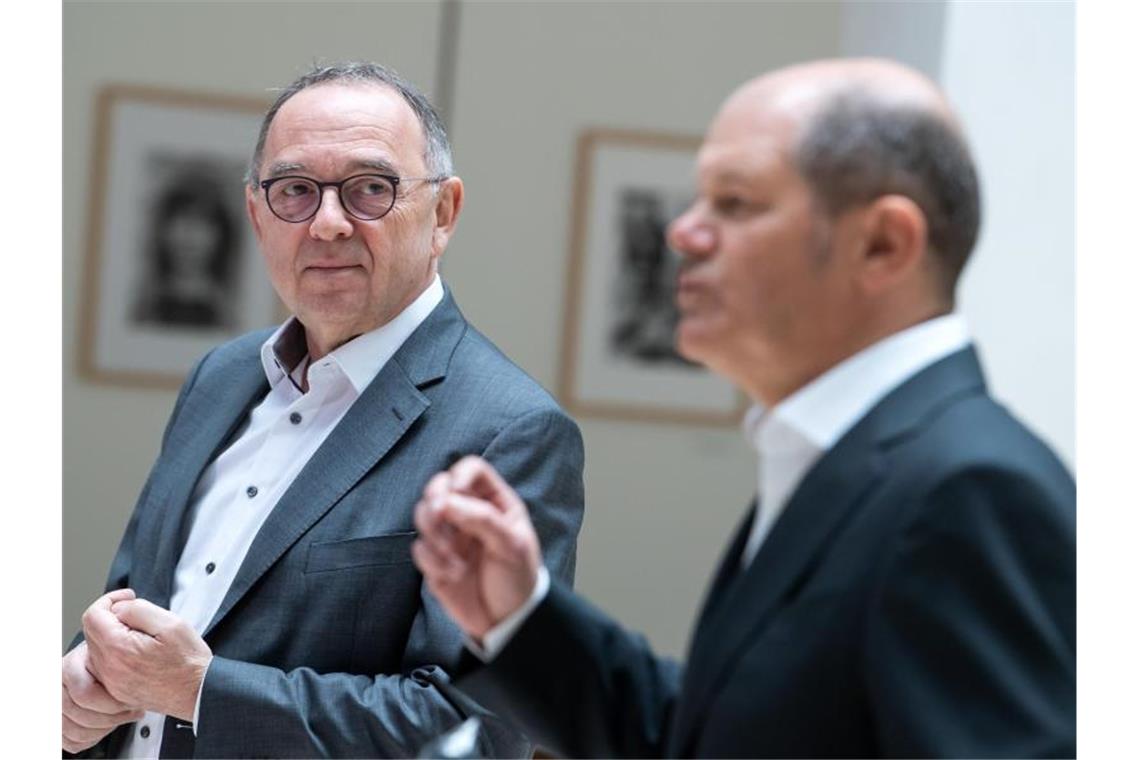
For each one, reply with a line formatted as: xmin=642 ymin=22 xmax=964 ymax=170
xmin=466 ymin=566 xmax=550 ymax=662
xmin=191 ymin=656 xmax=213 ymax=736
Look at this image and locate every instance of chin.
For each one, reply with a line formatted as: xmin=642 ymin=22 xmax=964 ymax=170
xmin=675 ymin=321 xmax=712 ymax=365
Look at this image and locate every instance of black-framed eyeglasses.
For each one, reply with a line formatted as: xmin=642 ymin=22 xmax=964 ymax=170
xmin=258 ymin=173 xmax=448 ymax=223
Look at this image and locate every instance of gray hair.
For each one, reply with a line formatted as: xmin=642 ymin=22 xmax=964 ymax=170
xmin=246 ymin=61 xmax=453 ymax=188
xmin=794 ymin=90 xmax=981 ymax=300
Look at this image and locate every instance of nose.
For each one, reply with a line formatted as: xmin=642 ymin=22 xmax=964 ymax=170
xmin=308 ymin=187 xmax=354 ymax=241
xmin=667 ymin=203 xmax=716 ymax=259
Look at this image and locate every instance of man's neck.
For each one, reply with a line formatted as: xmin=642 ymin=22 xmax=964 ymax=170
xmin=749 ymin=305 xmax=952 ymax=408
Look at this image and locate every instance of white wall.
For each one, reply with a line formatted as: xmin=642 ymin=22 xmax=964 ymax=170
xmin=942 ymin=0 xmax=1076 ymax=467
xmin=841 ymin=0 xmax=947 ymax=79
xmin=840 ymin=0 xmax=1074 ymax=468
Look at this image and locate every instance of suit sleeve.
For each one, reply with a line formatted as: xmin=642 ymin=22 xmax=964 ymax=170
xmin=66 ymin=351 xmax=213 ymax=656
xmin=444 ymin=407 xmax=680 ymax=757
xmin=457 ymin=581 xmax=683 ymax=759
xmin=193 ymin=406 xmax=587 ymax=759
xmin=66 ymin=354 xmax=213 ymax=758
xmin=865 ymin=465 xmax=1076 ymax=758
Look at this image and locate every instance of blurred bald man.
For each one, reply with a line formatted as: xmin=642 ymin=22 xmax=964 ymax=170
xmin=412 ymin=58 xmax=1075 ymax=758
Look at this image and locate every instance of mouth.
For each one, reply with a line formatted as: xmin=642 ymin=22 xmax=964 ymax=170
xmin=304 ymin=263 xmax=363 ymax=274
xmin=674 ymin=272 xmax=710 ymax=314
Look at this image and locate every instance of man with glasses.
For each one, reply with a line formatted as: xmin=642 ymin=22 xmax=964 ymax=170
xmin=63 ymin=62 xmax=584 ymax=759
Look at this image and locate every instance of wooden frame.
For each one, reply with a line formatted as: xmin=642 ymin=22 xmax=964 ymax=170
xmin=558 ymin=129 xmax=748 ymax=426
xmin=79 ymin=84 xmax=280 ymax=389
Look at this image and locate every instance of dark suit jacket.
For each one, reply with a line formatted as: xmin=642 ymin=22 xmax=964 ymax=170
xmin=81 ymin=291 xmax=585 ymax=758
xmin=458 ymin=347 xmax=1076 ymax=758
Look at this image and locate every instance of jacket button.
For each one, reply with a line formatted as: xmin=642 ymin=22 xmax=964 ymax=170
xmin=139 ymin=726 xmax=150 ymax=739
xmin=246 ymin=485 xmax=258 ymax=498
xmin=205 ymin=562 xmax=216 ymax=574
xmin=289 ymin=412 xmax=302 ymax=424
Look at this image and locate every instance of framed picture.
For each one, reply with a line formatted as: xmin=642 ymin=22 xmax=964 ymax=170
xmin=558 ymin=129 xmax=748 ymax=426
xmin=79 ymin=84 xmax=282 ymax=388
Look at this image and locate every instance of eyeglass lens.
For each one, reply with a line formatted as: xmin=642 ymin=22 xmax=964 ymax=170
xmin=267 ymin=175 xmax=397 ymax=221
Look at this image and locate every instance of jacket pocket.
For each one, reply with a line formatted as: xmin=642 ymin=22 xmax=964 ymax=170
xmin=304 ymin=531 xmax=417 ymax=574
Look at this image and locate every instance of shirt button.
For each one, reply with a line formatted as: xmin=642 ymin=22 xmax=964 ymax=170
xmin=289 ymin=412 xmax=302 ymax=425
xmin=140 ymin=726 xmax=150 ymax=739
xmin=246 ymin=485 xmax=258 ymax=498
xmin=205 ymin=562 xmax=216 ymax=574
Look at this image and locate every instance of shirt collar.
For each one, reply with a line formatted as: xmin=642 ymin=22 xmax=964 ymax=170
xmin=259 ymin=274 xmax=445 ymax=394
xmin=743 ymin=313 xmax=970 ymax=453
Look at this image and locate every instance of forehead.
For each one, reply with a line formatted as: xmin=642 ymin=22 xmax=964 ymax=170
xmin=696 ymin=93 xmax=802 ymax=186
xmin=262 ymin=82 xmax=425 ymax=175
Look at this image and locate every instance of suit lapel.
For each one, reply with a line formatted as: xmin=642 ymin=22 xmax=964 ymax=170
xmin=685 ymin=501 xmax=756 ymax=650
xmin=134 ymin=350 xmax=268 ymax=607
xmin=670 ymin=347 xmax=987 ymax=754
xmin=202 ymin=290 xmax=468 ymax=637
xmin=671 ymin=437 xmax=886 ymax=753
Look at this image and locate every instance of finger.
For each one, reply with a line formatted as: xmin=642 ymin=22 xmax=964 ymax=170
xmin=416 ymin=520 xmax=457 ymax=559
xmin=71 ymin=684 xmax=134 ymax=716
xmin=422 ymin=471 xmax=452 ymax=503
xmin=415 ymin=499 xmax=468 ymax=556
xmin=80 ymin=587 xmax=136 ymax=642
xmin=62 ymin=713 xmax=106 ymax=750
xmin=110 ymin=598 xmax=176 ymax=637
xmin=64 ymin=653 xmax=134 ymax=714
xmin=414 ymin=496 xmax=450 ymax=540
xmin=89 ymin=589 xmax=137 ymax=613
xmin=448 ymin=456 xmax=528 ymax=516
xmin=83 ymin=603 xmax=130 ymax=647
xmin=105 ymin=588 xmax=137 ymax=604
xmin=63 ymin=689 xmax=140 ymax=729
xmin=436 ymin=492 xmax=527 ymax=559
xmin=412 ymin=538 xmax=468 ymax=584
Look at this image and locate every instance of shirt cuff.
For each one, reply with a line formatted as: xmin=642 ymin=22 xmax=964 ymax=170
xmin=466 ymin=566 xmax=550 ymax=662
xmin=191 ymin=656 xmax=214 ymax=736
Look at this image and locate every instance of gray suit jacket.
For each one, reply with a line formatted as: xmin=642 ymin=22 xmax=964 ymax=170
xmin=84 ymin=290 xmax=585 ymax=758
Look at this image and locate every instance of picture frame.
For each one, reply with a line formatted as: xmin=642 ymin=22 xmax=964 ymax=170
xmin=79 ymin=84 xmax=282 ymax=389
xmin=558 ymin=128 xmax=748 ymax=426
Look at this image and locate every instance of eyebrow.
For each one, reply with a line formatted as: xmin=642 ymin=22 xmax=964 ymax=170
xmin=263 ymin=157 xmax=400 ymax=179
xmin=351 ymin=158 xmax=399 ymax=175
xmin=707 ymin=169 xmax=752 ymax=185
xmin=264 ymin=161 xmax=306 ymax=178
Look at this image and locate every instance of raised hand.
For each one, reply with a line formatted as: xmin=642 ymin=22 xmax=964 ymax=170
xmin=413 ymin=456 xmax=543 ymax=640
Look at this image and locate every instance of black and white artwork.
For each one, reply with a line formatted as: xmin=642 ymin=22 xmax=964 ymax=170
xmin=80 ymin=86 xmax=280 ymax=387
xmin=131 ymin=154 xmax=245 ymax=331
xmin=608 ymin=187 xmax=693 ymax=367
xmin=559 ymin=130 xmax=745 ymax=426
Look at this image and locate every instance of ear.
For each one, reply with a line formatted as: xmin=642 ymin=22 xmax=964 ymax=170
xmin=854 ymin=194 xmax=928 ymax=295
xmin=245 ymin=184 xmax=265 ymax=243
xmin=430 ymin=177 xmax=465 ymax=258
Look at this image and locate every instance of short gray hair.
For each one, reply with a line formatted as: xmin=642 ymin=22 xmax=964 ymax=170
xmin=794 ymin=90 xmax=981 ymax=300
xmin=246 ymin=61 xmax=453 ymax=188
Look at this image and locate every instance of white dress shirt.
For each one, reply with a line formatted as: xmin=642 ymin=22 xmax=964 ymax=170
xmin=739 ymin=313 xmax=970 ymax=566
xmin=122 ymin=276 xmax=443 ymax=759
xmin=474 ymin=313 xmax=970 ymax=661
